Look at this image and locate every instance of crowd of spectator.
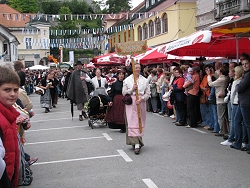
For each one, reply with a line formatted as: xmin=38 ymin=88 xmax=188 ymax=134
xmin=144 ymin=53 xmax=250 ymax=154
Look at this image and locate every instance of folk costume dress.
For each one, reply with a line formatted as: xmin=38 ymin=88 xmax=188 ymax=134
xmin=105 ymin=79 xmax=125 ymax=130
xmin=122 ymin=74 xmax=150 ymax=147
xmin=40 ymin=78 xmax=52 ymax=109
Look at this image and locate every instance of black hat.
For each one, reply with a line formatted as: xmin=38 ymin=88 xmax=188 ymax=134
xmin=68 ymin=67 xmax=74 ymax=70
xmin=75 ymin=61 xmax=82 ymax=65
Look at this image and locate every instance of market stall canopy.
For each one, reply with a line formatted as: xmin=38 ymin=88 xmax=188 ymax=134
xmin=28 ymin=65 xmax=50 ymax=70
xmin=84 ymin=62 xmax=95 ymax=68
xmin=91 ymin=52 xmax=128 ymax=66
xmin=134 ymin=48 xmax=170 ymax=65
xmin=208 ymin=14 xmax=250 ymax=37
xmin=157 ymin=30 xmax=250 ymax=59
xmin=134 ymin=47 xmax=224 ymax=65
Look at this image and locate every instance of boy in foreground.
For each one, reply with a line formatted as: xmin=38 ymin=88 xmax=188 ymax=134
xmin=0 ymin=67 xmax=21 ymax=188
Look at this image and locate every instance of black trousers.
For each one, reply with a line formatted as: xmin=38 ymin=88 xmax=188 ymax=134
xmin=187 ymin=94 xmax=201 ymax=127
xmin=175 ymin=101 xmax=187 ymax=125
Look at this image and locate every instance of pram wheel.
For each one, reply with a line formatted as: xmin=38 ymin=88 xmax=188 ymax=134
xmin=88 ymin=120 xmax=93 ymax=129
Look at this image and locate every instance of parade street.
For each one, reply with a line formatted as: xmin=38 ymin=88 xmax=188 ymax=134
xmin=21 ymin=94 xmax=250 ymax=188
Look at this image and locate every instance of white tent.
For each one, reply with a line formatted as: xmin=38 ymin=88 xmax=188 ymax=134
xmin=28 ymin=65 xmax=50 ymax=70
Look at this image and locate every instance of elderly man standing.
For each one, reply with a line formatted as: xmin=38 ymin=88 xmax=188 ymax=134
xmin=66 ymin=61 xmax=91 ymax=121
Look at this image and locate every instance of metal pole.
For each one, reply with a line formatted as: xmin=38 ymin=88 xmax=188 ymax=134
xmin=236 ymin=37 xmax=239 ymax=63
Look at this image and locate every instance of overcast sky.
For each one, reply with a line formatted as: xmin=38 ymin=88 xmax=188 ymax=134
xmin=131 ymin=0 xmax=144 ymax=9
xmin=98 ymin=0 xmax=144 ymax=10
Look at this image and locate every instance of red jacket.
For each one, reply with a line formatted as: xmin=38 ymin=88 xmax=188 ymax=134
xmin=0 ymin=102 xmax=20 ymax=188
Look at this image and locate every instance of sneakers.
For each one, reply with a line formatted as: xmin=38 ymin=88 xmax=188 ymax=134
xmin=220 ymin=140 xmax=232 ymax=146
xmin=170 ymin=114 xmax=175 ymax=119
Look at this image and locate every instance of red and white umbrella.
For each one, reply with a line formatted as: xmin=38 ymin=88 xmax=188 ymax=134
xmin=91 ymin=53 xmax=128 ymax=66
xmin=134 ymin=45 xmax=224 ymax=65
xmin=84 ymin=62 xmax=95 ymax=68
xmin=157 ymin=30 xmax=250 ymax=59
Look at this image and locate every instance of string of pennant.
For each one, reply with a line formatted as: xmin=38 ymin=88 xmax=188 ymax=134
xmin=22 ymin=24 xmax=134 ymax=35
xmin=50 ymin=42 xmax=101 ymax=49
xmin=1 ymin=8 xmax=196 ymax=21
xmin=50 ymin=24 xmax=134 ymax=36
xmin=22 ymin=37 xmax=106 ymax=49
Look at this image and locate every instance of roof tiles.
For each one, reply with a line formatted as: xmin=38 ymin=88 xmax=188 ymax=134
xmin=0 ymin=4 xmax=30 ymax=28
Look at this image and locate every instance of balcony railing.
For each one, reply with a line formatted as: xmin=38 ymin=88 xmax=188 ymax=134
xmin=215 ymin=0 xmax=250 ymax=19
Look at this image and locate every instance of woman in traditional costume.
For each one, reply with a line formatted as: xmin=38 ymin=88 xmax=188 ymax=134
xmin=106 ymin=69 xmax=126 ymax=133
xmin=39 ymin=71 xmax=54 ymax=113
xmin=122 ymin=63 xmax=150 ymax=155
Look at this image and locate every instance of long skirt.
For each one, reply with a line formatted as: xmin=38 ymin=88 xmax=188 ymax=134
xmin=105 ymin=95 xmax=125 ymax=130
xmin=40 ymin=89 xmax=51 ymax=108
xmin=125 ymin=95 xmax=146 ymax=147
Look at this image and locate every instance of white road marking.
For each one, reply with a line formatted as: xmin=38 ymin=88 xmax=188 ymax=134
xmin=102 ymin=133 xmax=113 ymax=141
xmin=30 ymin=117 xmax=86 ymax=122
xmin=151 ymin=113 xmax=165 ymax=117
xmin=33 ymin=154 xmax=121 ymax=166
xmin=190 ymin=128 xmax=207 ymax=134
xmin=33 ymin=111 xmax=72 ymax=116
xmin=26 ymin=126 xmax=87 ymax=132
xmin=142 ymin=178 xmax=158 ymax=188
xmin=117 ymin=149 xmax=133 ymax=162
xmin=25 ymin=136 xmax=104 ymax=145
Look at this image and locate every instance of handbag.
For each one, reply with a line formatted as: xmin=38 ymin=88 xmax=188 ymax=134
xmin=122 ymin=94 xmax=132 ymax=105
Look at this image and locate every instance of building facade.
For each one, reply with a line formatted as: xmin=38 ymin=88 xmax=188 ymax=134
xmin=0 ymin=4 xmax=51 ymax=67
xmin=133 ymin=0 xmax=197 ymax=47
xmin=0 ymin=24 xmax=19 ymax=64
xmin=196 ymin=0 xmax=250 ymax=30
xmin=105 ymin=1 xmax=145 ymax=53
xmin=15 ymin=18 xmax=51 ymax=67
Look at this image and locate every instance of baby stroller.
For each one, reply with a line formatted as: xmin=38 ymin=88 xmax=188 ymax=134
xmin=88 ymin=88 xmax=110 ymax=129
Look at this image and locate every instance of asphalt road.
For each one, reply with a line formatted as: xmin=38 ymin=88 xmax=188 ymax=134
xmin=21 ymin=94 xmax=250 ymax=188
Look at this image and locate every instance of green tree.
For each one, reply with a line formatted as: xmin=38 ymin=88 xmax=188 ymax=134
xmin=41 ymin=1 xmax=61 ymax=14
xmin=8 ymin=0 xmax=38 ymax=13
xmin=50 ymin=6 xmax=79 ymax=39
xmin=58 ymin=5 xmax=71 ymax=15
xmin=63 ymin=0 xmax=90 ymax=14
xmin=102 ymin=0 xmax=131 ymax=14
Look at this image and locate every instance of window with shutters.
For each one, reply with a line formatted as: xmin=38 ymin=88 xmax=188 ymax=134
xmin=149 ymin=20 xmax=154 ymax=38
xmin=143 ymin=24 xmax=148 ymax=39
xmin=138 ymin=26 xmax=142 ymax=41
xmin=162 ymin=13 xmax=168 ymax=33
xmin=155 ymin=17 xmax=161 ymax=35
xmin=25 ymin=38 xmax=32 ymax=49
